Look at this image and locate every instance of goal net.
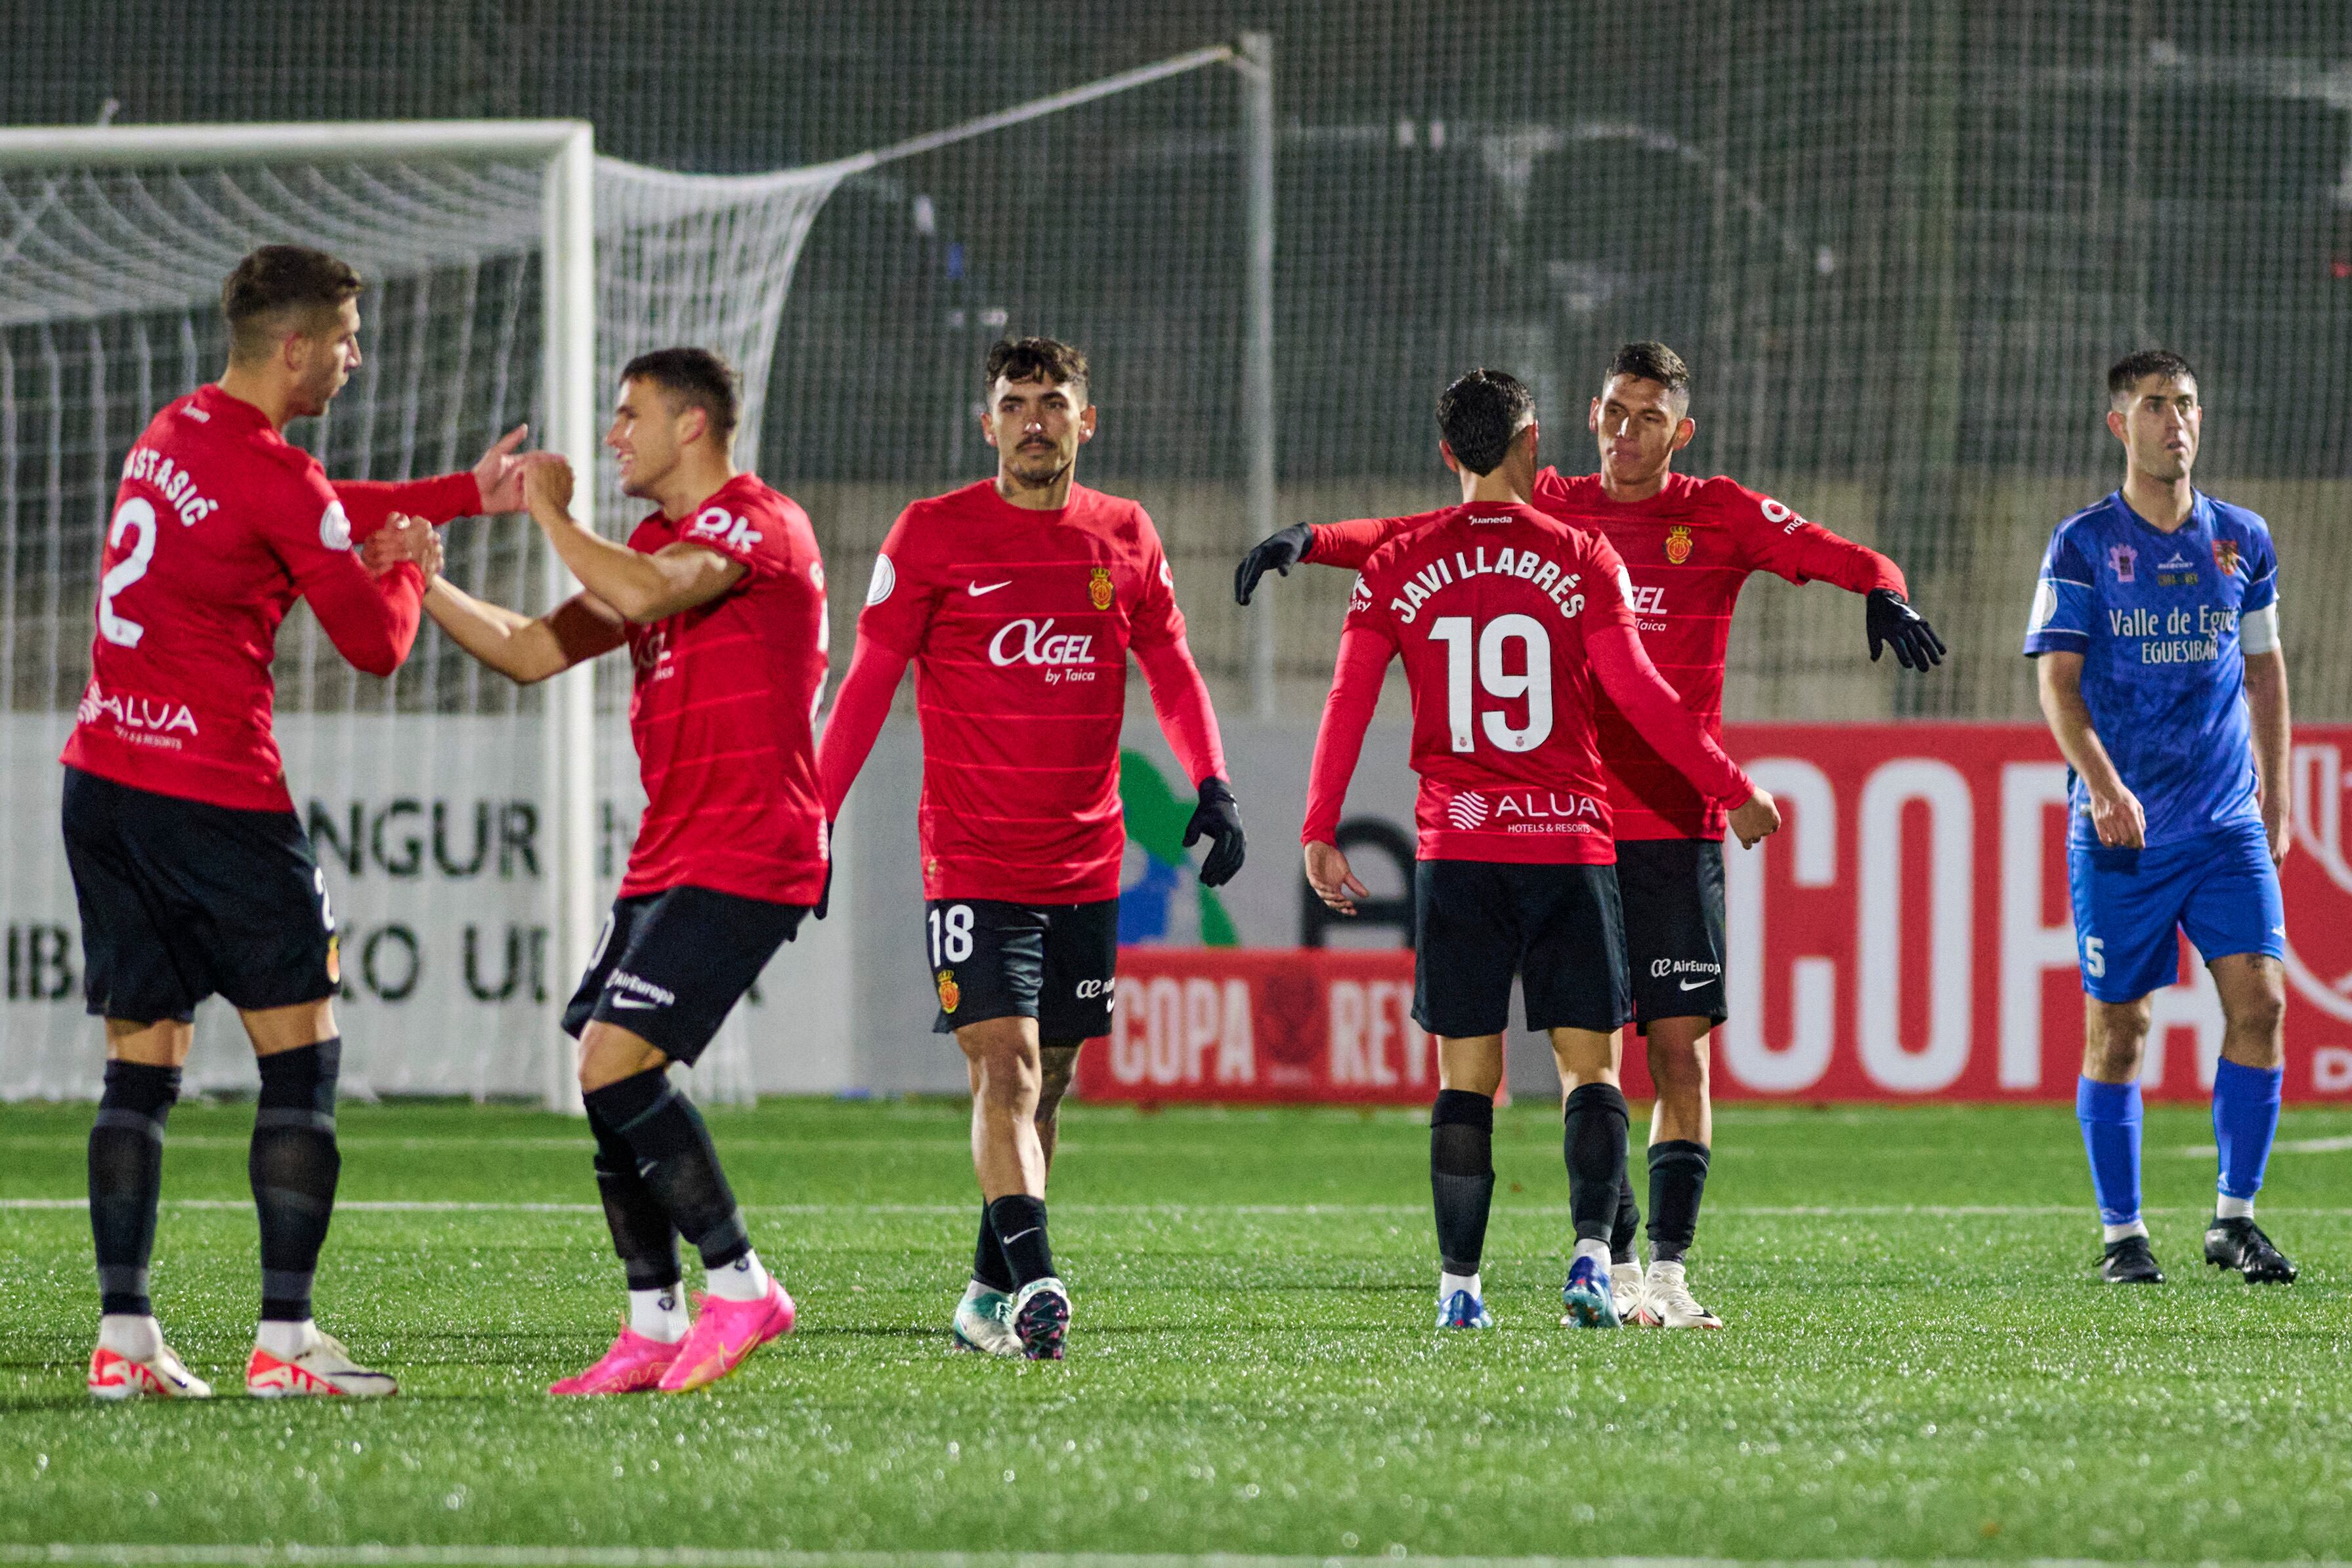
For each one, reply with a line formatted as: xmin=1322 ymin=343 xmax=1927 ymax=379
xmin=0 ymin=123 xmax=841 ymax=1102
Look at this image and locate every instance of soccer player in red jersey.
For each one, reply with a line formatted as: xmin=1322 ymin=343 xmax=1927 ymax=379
xmin=1300 ymin=369 xmax=1778 ymax=1330
xmin=424 ymin=348 xmax=827 ymax=1395
xmin=819 ymin=337 xmax=1245 ymax=1360
xmin=66 ymin=245 xmax=544 ymax=1401
xmin=1246 ymin=342 xmax=1942 ymax=1328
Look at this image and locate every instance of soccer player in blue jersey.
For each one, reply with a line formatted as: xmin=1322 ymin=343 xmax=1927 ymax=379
xmin=2023 ymin=349 xmax=2296 ymax=1286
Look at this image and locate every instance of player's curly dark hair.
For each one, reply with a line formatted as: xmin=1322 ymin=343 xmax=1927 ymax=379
xmin=2108 ymin=349 xmax=2197 ymax=405
xmin=985 ymin=337 xmax=1090 ymax=399
xmin=221 ymin=245 xmax=364 ymax=362
xmin=623 ymin=347 xmax=741 ymax=442
xmin=1436 ymin=368 xmax=1534 ymax=477
xmin=1607 ymin=341 xmax=1691 ymax=404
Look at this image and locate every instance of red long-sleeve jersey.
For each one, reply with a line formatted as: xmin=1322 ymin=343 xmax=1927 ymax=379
xmin=1301 ymin=501 xmax=1751 ymax=862
xmin=1310 ymin=469 xmax=1902 ymax=840
xmin=61 ymin=383 xmax=481 ymax=813
xmin=819 ymin=479 xmax=1226 ymax=904
xmin=620 ymin=475 xmax=830 ymax=906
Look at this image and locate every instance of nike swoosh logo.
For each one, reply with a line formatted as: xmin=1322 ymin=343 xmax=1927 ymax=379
xmin=1678 ymin=978 xmax=1712 ymax=991
xmin=998 ymin=1227 xmax=1040 ymax=1246
xmin=609 ymin=996 xmax=662 ymax=1009
xmin=2272 ymin=926 xmax=2287 ymax=937
xmin=966 ymin=580 xmax=1011 ymax=596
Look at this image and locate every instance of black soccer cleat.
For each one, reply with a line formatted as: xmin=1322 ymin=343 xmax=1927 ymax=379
xmin=2204 ymin=1216 xmax=2298 ymax=1284
xmin=2098 ymin=1235 xmax=2166 ymax=1284
xmin=1011 ymin=1277 xmax=1070 ymax=1361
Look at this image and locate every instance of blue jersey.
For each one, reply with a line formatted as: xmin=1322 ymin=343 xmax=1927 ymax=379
xmin=2022 ymin=490 xmax=2278 ymax=849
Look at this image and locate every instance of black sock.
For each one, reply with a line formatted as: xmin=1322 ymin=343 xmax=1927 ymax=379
xmin=582 ymin=1069 xmax=750 ymax=1270
xmin=1611 ymin=1171 xmax=1643 ymax=1266
xmin=987 ymin=1194 xmax=1055 ymax=1288
xmin=586 ymin=1102 xmax=681 ymax=1291
xmin=1562 ymin=1083 xmax=1630 ymax=1246
xmin=972 ymin=1202 xmax=1017 ymax=1292
xmin=1647 ymin=1140 xmax=1711 ymax=1264
xmin=250 ymin=1040 xmax=342 ymax=1322
xmin=89 ymin=1059 xmax=181 ymax=1316
xmin=1429 ymin=1088 xmax=1495 ymax=1277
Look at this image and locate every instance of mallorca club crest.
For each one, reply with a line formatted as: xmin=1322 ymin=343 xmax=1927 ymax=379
xmin=2107 ymin=543 xmax=2137 ymax=583
xmin=1088 ymin=565 xmax=1115 ymax=610
xmin=936 ymin=969 xmax=960 ymax=1014
xmin=2213 ymin=538 xmax=2243 ymax=578
xmin=1664 ymin=525 xmax=1694 ymax=565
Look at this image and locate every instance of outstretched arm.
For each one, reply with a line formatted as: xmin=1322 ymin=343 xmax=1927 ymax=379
xmin=817 ymin=635 xmax=912 ymax=820
xmin=424 ymin=577 xmax=628 ymax=685
xmin=1736 ymin=497 xmax=1944 ymax=670
xmin=332 ymin=424 xmax=557 ymax=541
xmin=1235 ymin=515 xmax=1415 ymax=603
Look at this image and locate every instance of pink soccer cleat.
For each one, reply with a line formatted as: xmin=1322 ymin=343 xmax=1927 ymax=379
xmin=656 ymin=1282 xmax=794 ymax=1393
xmin=549 ymin=1328 xmax=683 ymax=1395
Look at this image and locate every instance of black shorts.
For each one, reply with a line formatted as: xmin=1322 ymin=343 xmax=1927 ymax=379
xmin=1412 ymin=858 xmax=1630 ymax=1038
xmin=563 ymin=885 xmax=806 ymax=1066
xmin=60 ymin=765 xmax=338 ymax=1025
xmin=1617 ymin=837 xmax=1728 ymax=1030
xmin=926 ymin=897 xmax=1118 ymax=1041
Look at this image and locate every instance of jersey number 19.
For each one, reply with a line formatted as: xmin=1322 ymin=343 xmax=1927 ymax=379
xmin=1429 ymin=614 xmax=1552 ymax=753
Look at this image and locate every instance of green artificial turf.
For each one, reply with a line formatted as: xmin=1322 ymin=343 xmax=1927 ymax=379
xmin=2 ymin=1097 xmax=2349 ymax=1563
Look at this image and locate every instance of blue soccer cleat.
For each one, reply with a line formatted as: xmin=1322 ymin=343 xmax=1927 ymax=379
xmin=1436 ymin=1288 xmax=1494 ymax=1329
xmin=1560 ymin=1254 xmax=1621 ymax=1328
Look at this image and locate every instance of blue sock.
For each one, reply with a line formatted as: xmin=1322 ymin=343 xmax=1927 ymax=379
xmin=2076 ymin=1076 xmax=2143 ymax=1228
xmin=2211 ymin=1058 xmax=2284 ymax=1206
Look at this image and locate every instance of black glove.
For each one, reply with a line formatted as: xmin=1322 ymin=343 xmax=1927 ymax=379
xmin=813 ymin=822 xmax=836 ymax=919
xmin=1866 ymin=588 xmax=1946 ymax=671
xmin=1183 ymin=777 xmax=1247 ymax=887
xmin=1233 ymin=523 xmax=1313 ymax=606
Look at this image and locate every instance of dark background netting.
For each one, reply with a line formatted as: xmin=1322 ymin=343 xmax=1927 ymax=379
xmin=9 ymin=1 xmax=2349 ymax=718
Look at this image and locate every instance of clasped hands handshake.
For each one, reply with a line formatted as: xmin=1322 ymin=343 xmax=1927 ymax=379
xmin=357 ymin=424 xmax=570 ymax=581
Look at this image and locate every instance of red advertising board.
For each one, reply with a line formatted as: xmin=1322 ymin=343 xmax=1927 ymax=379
xmin=1080 ymin=725 xmax=2352 ymax=1105
xmin=1077 ymin=946 xmax=1437 ymax=1105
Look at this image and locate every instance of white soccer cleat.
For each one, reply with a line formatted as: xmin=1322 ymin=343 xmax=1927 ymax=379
xmin=1641 ymin=1260 xmax=1724 ymax=1329
xmin=950 ymin=1282 xmax=1023 ymax=1357
xmin=246 ymin=1328 xmax=398 ymax=1397
xmin=89 ymin=1342 xmax=211 ymax=1400
xmin=1611 ymin=1261 xmax=1652 ymax=1326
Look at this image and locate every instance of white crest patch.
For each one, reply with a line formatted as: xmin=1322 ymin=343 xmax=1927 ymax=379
xmin=2028 ymin=578 xmax=2059 ymax=633
xmin=320 ymin=501 xmax=353 ymax=551
xmin=865 ymin=553 xmax=897 ymax=607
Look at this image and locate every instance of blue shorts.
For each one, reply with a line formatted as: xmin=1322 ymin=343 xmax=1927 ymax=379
xmin=2068 ymin=818 xmax=2284 ymax=1004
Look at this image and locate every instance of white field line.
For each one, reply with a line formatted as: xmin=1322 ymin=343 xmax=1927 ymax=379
xmin=7 ymin=1200 xmax=2352 ymax=1219
xmin=2171 ymin=1135 xmax=2352 ymax=1156
xmin=3 ymin=1550 xmax=2340 ymax=1568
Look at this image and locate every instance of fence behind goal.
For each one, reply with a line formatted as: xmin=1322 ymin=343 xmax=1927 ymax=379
xmin=12 ymin=4 xmax=2349 ymax=729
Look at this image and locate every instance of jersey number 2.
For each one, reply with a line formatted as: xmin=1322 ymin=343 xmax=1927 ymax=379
xmin=97 ymin=498 xmax=158 ymax=648
xmin=1429 ymin=614 xmax=1553 ymax=753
